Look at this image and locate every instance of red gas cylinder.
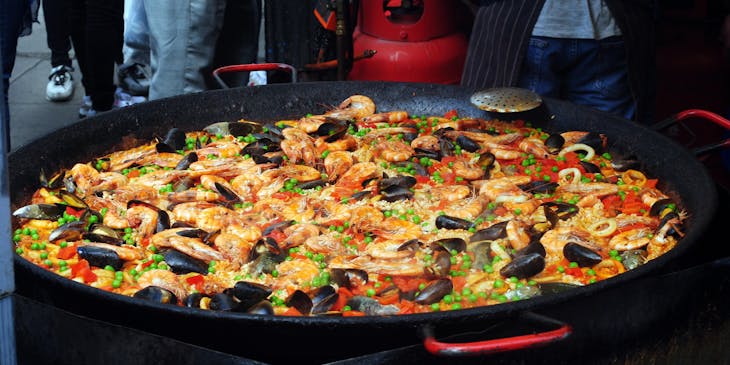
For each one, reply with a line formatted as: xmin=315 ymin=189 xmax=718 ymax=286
xmin=348 ymin=0 xmax=469 ymax=84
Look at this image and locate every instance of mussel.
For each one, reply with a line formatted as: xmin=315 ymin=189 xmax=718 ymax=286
xmin=134 ymin=286 xmax=178 ymax=305
xmin=175 ymin=152 xmax=197 ymax=170
xmin=435 ymin=215 xmax=472 ymax=230
xmin=431 ymin=237 xmax=467 ymax=253
xmin=209 ymin=292 xmax=240 ymax=312
xmin=518 ymin=181 xmax=558 ymax=195
xmin=346 ymin=296 xmax=399 ymax=316
xmin=330 ymin=268 xmax=368 ymax=288
xmin=414 ymin=279 xmax=453 ymax=305
xmin=499 ymin=252 xmax=545 ymax=279
xmin=316 ymin=121 xmax=348 ymax=142
xmin=77 ymin=245 xmax=124 ymax=271
xmin=12 ymin=203 xmax=65 ymax=220
xmin=230 ymin=281 xmax=273 ymax=311
xmin=563 ymin=242 xmax=602 ymax=267
xmin=469 ymin=221 xmax=508 ymax=242
xmin=183 ymin=292 xmax=208 ymax=308
xmin=246 ymin=300 xmax=275 ymax=315
xmin=286 ymin=290 xmax=313 ymax=315
xmin=311 ymin=285 xmax=339 ymax=314
xmin=161 ymin=249 xmax=208 ymax=274
xmin=48 ymin=220 xmax=87 ymax=242
xmin=204 ymin=121 xmax=261 ymax=137
xmin=455 ymin=135 xmax=480 ymax=152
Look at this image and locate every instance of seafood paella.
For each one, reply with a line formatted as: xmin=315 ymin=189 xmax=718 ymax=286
xmin=12 ymin=95 xmax=685 ymax=316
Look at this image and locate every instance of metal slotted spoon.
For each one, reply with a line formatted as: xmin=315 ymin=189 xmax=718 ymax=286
xmin=470 ymin=87 xmax=551 ymax=124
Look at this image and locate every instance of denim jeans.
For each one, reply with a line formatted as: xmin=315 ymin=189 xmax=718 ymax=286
xmin=517 ymin=35 xmax=635 ymax=121
xmin=122 ymin=0 xmax=150 ymax=66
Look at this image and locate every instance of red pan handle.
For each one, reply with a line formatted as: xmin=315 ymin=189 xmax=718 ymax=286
xmin=422 ymin=312 xmax=571 ymax=356
xmin=212 ymin=63 xmax=298 ymax=89
xmin=652 ymin=109 xmax=730 ymax=156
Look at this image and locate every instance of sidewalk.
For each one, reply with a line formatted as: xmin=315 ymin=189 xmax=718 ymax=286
xmin=9 ymin=7 xmax=84 ymax=152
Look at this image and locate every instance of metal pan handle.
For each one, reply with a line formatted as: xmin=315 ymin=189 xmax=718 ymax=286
xmin=422 ymin=312 xmax=571 ymax=356
xmin=652 ymin=109 xmax=730 ymax=156
xmin=212 ymin=63 xmax=298 ymax=89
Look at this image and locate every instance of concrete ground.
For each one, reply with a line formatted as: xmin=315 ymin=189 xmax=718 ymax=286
xmin=9 ymin=7 xmax=85 ymax=152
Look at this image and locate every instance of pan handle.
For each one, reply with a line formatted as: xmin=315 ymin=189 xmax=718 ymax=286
xmin=652 ymin=109 xmax=730 ymax=156
xmin=422 ymin=312 xmax=571 ymax=356
xmin=212 ymin=63 xmax=298 ymax=89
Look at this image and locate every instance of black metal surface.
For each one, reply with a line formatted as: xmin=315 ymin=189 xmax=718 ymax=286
xmin=8 ymin=81 xmax=721 ymax=364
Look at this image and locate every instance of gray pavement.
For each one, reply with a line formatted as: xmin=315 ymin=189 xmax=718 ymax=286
xmin=9 ymin=7 xmax=86 ymax=152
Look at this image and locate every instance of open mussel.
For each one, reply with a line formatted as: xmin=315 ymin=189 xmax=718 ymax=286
xmin=541 ymin=202 xmax=579 ymax=226
xmin=544 ymin=134 xmax=565 ymax=154
xmin=39 ymin=168 xmax=66 ymax=190
xmin=48 ymin=220 xmax=87 ymax=242
xmin=380 ymin=185 xmax=413 ymax=202
xmin=563 ymin=242 xmax=602 ymax=267
xmin=469 ymin=221 xmax=508 ymax=242
xmin=230 ymin=281 xmax=273 ymax=311
xmin=316 ymin=121 xmax=348 ymax=142
xmin=82 ymin=224 xmax=124 ymax=245
xmin=204 ymin=120 xmax=262 ymax=137
xmin=499 ymin=252 xmax=545 ymax=279
xmin=414 ymin=279 xmax=453 ymax=305
xmin=455 ymin=135 xmax=480 ymax=152
xmin=209 ymin=292 xmax=240 ymax=312
xmin=346 ymin=296 xmax=399 ymax=316
xmin=579 ymin=161 xmax=601 ymax=174
xmin=175 ymin=152 xmax=197 ymax=170
xmin=286 ymin=290 xmax=313 ymax=315
xmin=127 ymin=200 xmax=171 ymax=232
xmin=246 ymin=300 xmax=275 ymax=315
xmin=378 ymin=175 xmax=416 ymax=190
xmin=183 ymin=292 xmax=209 ymax=308
xmin=77 ymin=245 xmax=124 ymax=270
xmin=518 ymin=181 xmax=558 ymax=195
xmin=311 ymin=285 xmax=339 ymax=314
xmin=431 ymin=238 xmax=466 ymax=253
xmin=12 ymin=203 xmax=65 ymax=220
xmin=620 ymin=249 xmax=647 ymax=270
xmin=134 ymin=286 xmax=178 ymax=305
xmin=649 ymin=198 xmax=676 ymax=217
xmin=330 ymin=268 xmax=368 ymax=288
xmin=425 ymin=249 xmax=451 ymax=278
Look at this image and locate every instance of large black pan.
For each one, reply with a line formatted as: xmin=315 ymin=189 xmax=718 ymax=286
xmin=9 ymin=81 xmax=718 ymax=364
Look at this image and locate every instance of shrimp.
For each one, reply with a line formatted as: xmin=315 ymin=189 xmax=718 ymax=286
xmin=276 ymin=196 xmax=316 ymax=222
xmin=326 ymin=95 xmax=376 ymax=120
xmin=197 ymin=206 xmax=243 ymax=232
xmin=451 ymin=157 xmax=486 ymax=181
xmin=349 ymin=205 xmax=384 ymax=232
xmin=303 ymin=232 xmax=349 ymax=255
xmin=280 ymin=127 xmax=317 ymax=165
xmin=329 ymin=255 xmax=425 ymax=276
xmin=136 ymin=269 xmax=187 ymax=302
xmin=137 ymin=152 xmax=185 ymax=169
xmin=336 ymin=162 xmax=380 ymax=188
xmin=282 ymin=223 xmax=321 ymax=249
xmin=410 ymin=135 xmax=440 ymax=151
xmin=314 ymin=200 xmax=352 ymax=226
xmin=429 ymin=185 xmax=471 ymax=202
xmin=67 ymin=163 xmax=100 ymax=197
xmin=272 ymin=258 xmax=321 ymax=292
xmin=360 ymin=110 xmax=409 ymax=124
xmin=230 ymin=173 xmax=263 ymax=200
xmin=540 ymin=227 xmax=599 ymax=258
xmin=505 ymin=220 xmax=530 ymax=251
xmin=315 ymin=135 xmax=358 ymax=154
xmin=478 ymin=176 xmax=531 ymax=201
xmin=167 ymin=189 xmax=222 ymax=204
xmin=324 ymin=151 xmax=354 ymax=182
xmin=556 ymin=182 xmax=618 ymax=197
xmin=444 ymin=131 xmax=521 ymax=145
xmin=297 ymin=115 xmax=327 ymax=133
xmin=170 ymin=202 xmax=218 ymax=226
xmin=518 ymin=138 xmax=551 ymax=159
xmin=188 ymin=157 xmax=259 ymax=179
xmin=105 ymin=142 xmax=157 ymax=171
xmin=264 ymin=164 xmax=322 ymax=182
xmin=370 ymin=217 xmax=422 ymax=241
xmin=609 ymin=228 xmax=652 ymax=251
xmin=84 ymin=194 xmax=128 ymax=229
xmin=366 ymin=240 xmax=414 ymax=259
xmin=165 ymin=234 xmax=225 ymax=262
xmin=126 ymin=204 xmax=160 ymax=240
xmin=131 ymin=169 xmax=190 ymax=191
xmin=214 ymin=232 xmax=255 ymax=270
xmin=640 ymin=188 xmax=669 ymax=208
xmin=373 ymin=139 xmax=414 ymax=162
xmin=442 ymin=195 xmax=488 ymax=220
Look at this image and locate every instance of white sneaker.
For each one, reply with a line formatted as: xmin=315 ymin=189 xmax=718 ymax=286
xmin=78 ymin=96 xmax=92 ymax=118
xmin=114 ymin=87 xmax=146 ymax=108
xmin=46 ymin=65 xmax=75 ymax=101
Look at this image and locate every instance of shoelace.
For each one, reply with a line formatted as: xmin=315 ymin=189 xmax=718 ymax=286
xmin=51 ymin=72 xmax=69 ymax=86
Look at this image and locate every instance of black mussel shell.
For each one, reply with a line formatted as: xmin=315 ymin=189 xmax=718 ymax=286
xmin=435 ymin=215 xmax=472 ymax=230
xmin=397 ymin=239 xmax=422 ymax=252
xmin=381 ymin=185 xmax=414 ymax=202
xmin=542 ymin=202 xmax=579 ymax=225
xmin=455 ymin=135 xmax=480 ymax=152
xmin=183 ymin=292 xmax=206 ymax=308
xmin=649 ymin=198 xmax=675 ymax=217
xmin=286 ymin=290 xmax=313 ymax=315
xmin=175 ymin=152 xmax=197 ymax=170
xmin=331 ymin=268 xmax=368 ymax=288
xmin=311 ymin=285 xmax=339 ymax=314
xmin=518 ymin=181 xmax=558 ymax=195
xmin=13 ymin=203 xmax=65 ymax=220
xmin=175 ymin=228 xmax=209 ymax=239
xmin=431 ymin=237 xmax=467 ymax=253
xmin=48 ymin=220 xmax=86 ymax=242
xmin=262 ymin=220 xmax=294 ymax=236
xmin=544 ymin=134 xmax=565 ymax=154
xmin=577 ymin=132 xmax=607 ymax=153
xmin=82 ymin=232 xmax=124 ymax=246
xmin=468 ymin=241 xmax=492 ymax=270
xmin=500 ymin=252 xmax=545 ymax=279
xmin=477 ymin=152 xmax=496 ymax=170
xmin=77 ymin=245 xmax=124 ymax=271
xmin=537 ymin=282 xmax=580 ymax=296
xmin=59 ymin=191 xmax=89 ymax=210
xmin=247 ymin=300 xmax=275 ymax=315
xmin=209 ymin=292 xmax=239 ymax=312
xmin=204 ymin=121 xmax=261 ymax=137
xmin=413 ymin=148 xmax=440 ymax=160
xmin=214 ymin=182 xmax=241 ymax=203
xmin=346 ymin=296 xmax=399 ymax=316
xmin=516 ymin=239 xmax=546 ymax=258
xmin=579 ymin=161 xmax=602 ymax=174
xmin=163 ymin=127 xmax=187 ymax=151
xmin=39 ymin=168 xmax=66 ymax=190
xmin=563 ymin=242 xmax=602 ymax=267
xmin=470 ymin=221 xmax=508 ymax=242
xmin=155 ymin=142 xmax=177 ymax=154
xmin=134 ymin=286 xmax=178 ymax=305
xmin=161 ymin=249 xmax=208 ymax=274
xmin=350 ymin=190 xmax=372 ymax=200
xmin=297 ymin=179 xmax=327 ymax=190
xmin=610 ymin=153 xmax=640 ymax=172
xmin=425 ymin=249 xmax=451 ymax=278
xmin=173 ymin=176 xmax=195 ymax=192
xmin=378 ymin=175 xmax=417 ymax=190
xmin=231 ymin=281 xmax=273 ymax=311
xmin=317 ymin=122 xmax=347 ymax=142
xmin=414 ymin=279 xmax=453 ymax=305
xmin=438 ymin=137 xmax=455 ymax=157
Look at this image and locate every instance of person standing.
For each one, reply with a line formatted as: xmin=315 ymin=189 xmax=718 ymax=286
xmin=42 ymin=0 xmax=75 ymax=102
xmin=118 ymin=0 xmax=151 ymax=97
xmin=461 ymin=0 xmax=656 ymax=124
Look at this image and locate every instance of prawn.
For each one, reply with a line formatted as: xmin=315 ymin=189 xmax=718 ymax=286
xmin=136 ymin=269 xmax=187 ymax=302
xmin=326 ymin=95 xmax=376 ymax=121
xmin=324 ymin=151 xmax=354 ymax=182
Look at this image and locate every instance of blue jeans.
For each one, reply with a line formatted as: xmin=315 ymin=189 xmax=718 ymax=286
xmin=517 ymin=35 xmax=635 ymax=121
